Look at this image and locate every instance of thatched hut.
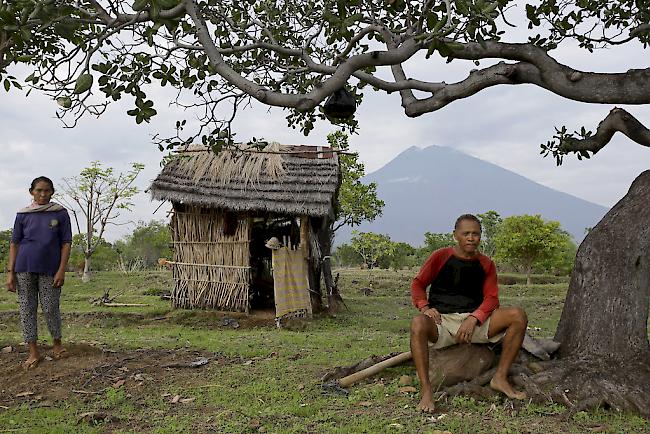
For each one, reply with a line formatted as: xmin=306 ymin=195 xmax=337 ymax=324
xmin=149 ymin=143 xmax=340 ymax=316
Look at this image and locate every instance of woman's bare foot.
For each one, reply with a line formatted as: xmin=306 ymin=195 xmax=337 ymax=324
xmin=22 ymin=354 xmax=42 ymax=370
xmin=53 ymin=347 xmax=68 ymax=359
xmin=52 ymin=343 xmax=68 ymax=359
xmin=52 ymin=339 xmax=68 ymax=359
xmin=23 ymin=342 xmax=42 ymax=370
xmin=489 ymin=376 xmax=526 ymax=400
xmin=417 ymin=393 xmax=436 ymax=413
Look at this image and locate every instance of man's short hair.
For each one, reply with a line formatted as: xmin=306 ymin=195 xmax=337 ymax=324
xmin=454 ymin=214 xmax=482 ymax=232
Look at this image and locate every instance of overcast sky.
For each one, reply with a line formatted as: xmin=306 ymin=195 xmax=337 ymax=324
xmin=1 ymin=5 xmax=648 ymax=242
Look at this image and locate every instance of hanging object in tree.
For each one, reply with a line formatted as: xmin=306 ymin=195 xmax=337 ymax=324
xmin=323 ymin=88 xmax=356 ymax=119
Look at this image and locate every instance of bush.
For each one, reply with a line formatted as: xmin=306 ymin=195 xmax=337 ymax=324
xmin=498 ymin=273 xmax=569 ymax=285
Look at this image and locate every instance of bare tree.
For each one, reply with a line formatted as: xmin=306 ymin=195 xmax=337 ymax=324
xmin=60 ymin=161 xmax=144 ymax=282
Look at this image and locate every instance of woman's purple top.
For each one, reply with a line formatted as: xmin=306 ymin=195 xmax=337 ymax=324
xmin=11 ymin=209 xmax=73 ymax=276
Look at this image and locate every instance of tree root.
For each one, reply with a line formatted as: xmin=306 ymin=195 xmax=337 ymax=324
xmin=440 ymin=357 xmax=650 ymax=418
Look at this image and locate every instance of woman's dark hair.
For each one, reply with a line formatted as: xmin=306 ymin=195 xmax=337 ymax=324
xmin=30 ymin=176 xmax=55 ymax=193
xmin=454 ymin=213 xmax=481 ymax=232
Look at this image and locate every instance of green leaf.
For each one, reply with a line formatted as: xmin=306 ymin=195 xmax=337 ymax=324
xmin=132 ymin=0 xmax=149 ymax=11
xmin=482 ymin=2 xmax=498 ymax=14
xmin=73 ymin=74 xmax=93 ymax=94
xmin=15 ymin=55 xmax=34 ymax=62
xmin=56 ymin=96 xmax=72 ymax=108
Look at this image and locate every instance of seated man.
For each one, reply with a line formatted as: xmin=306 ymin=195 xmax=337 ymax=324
xmin=410 ymin=214 xmax=527 ymax=412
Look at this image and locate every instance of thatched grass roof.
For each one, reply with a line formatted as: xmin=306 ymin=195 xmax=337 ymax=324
xmin=149 ymin=144 xmax=340 ymax=217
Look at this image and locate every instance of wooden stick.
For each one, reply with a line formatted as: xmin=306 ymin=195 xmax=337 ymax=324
xmin=337 ymin=351 xmax=413 ymax=388
xmin=72 ymin=389 xmax=103 ymax=395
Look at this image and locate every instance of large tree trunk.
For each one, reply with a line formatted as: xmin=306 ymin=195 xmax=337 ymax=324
xmin=82 ymin=254 xmax=92 ymax=283
xmin=555 ymin=171 xmax=650 ymax=359
xmin=517 ymin=170 xmax=650 ymax=416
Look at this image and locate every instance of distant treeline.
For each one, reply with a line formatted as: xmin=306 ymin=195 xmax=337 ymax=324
xmin=333 ymin=213 xmax=578 ymax=278
xmin=1 ymin=212 xmax=578 ymax=279
xmin=0 ymin=220 xmax=171 ymax=273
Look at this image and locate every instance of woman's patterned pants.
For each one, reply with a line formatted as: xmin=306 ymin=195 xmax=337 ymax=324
xmin=15 ymin=272 xmax=62 ymax=343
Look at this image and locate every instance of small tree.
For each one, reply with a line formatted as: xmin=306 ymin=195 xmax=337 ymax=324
xmin=385 ymin=241 xmax=419 ymax=270
xmin=494 ymin=214 xmax=569 ymax=285
xmin=423 ymin=232 xmax=455 ymax=252
xmin=536 ymin=235 xmax=578 ymax=276
xmin=69 ymin=234 xmax=119 ymax=272
xmin=477 ymin=210 xmax=502 ymax=258
xmin=349 ymin=231 xmax=395 ymax=289
xmin=114 ymin=220 xmax=172 ymax=268
xmin=329 ymin=131 xmax=384 ymax=232
xmin=415 ymin=232 xmax=456 ymax=267
xmin=332 ymin=243 xmax=363 ymax=268
xmin=60 ymin=161 xmax=144 ymax=282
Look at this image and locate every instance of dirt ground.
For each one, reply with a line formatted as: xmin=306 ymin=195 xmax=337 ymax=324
xmin=0 ymin=343 xmax=239 ymax=412
xmin=0 ymin=306 xmax=308 ymax=417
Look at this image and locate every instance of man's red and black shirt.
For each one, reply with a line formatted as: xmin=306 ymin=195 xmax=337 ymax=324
xmin=411 ymin=247 xmax=499 ymax=324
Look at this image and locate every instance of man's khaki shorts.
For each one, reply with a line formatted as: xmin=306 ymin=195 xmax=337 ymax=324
xmin=430 ymin=312 xmax=505 ymax=349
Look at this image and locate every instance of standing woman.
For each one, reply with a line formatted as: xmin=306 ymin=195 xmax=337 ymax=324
xmin=5 ymin=176 xmax=72 ymax=369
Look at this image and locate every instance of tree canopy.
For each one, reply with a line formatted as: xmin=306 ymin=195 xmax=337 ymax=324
xmin=1 ymin=1 xmax=648 ymax=157
xmin=328 ymin=130 xmax=384 ymax=232
xmin=493 ymin=214 xmax=571 ymax=284
xmin=349 ymin=230 xmax=395 ymax=270
xmin=114 ymin=219 xmax=172 ymax=268
xmin=423 ymin=231 xmax=454 ymax=252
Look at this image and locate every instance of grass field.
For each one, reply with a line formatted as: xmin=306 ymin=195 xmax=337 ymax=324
xmin=0 ymin=269 xmax=648 ymax=433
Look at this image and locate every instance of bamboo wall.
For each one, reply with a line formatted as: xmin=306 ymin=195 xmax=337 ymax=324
xmin=169 ymin=206 xmax=251 ymax=312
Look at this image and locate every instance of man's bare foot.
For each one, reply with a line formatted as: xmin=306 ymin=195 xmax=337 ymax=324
xmin=417 ymin=394 xmax=436 ymax=413
xmin=490 ymin=377 xmax=526 ymax=400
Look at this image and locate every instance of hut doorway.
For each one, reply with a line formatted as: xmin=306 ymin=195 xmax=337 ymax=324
xmin=249 ymin=215 xmax=303 ymax=310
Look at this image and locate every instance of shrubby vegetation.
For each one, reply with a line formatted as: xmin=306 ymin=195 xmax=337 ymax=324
xmin=494 ymin=214 xmax=575 ymax=283
xmin=334 ymin=211 xmax=577 ymax=277
xmin=0 ymin=229 xmax=12 ymax=272
xmin=113 ymin=220 xmax=172 ymax=269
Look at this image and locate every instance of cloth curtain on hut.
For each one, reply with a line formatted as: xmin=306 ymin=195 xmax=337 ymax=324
xmin=271 ymin=246 xmax=312 ymax=323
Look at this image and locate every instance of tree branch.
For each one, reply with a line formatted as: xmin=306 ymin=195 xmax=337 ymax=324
xmin=404 ymin=61 xmax=539 ymax=116
xmin=443 ymin=39 xmax=650 ymax=105
xmin=184 ymin=0 xmax=421 ymax=112
xmin=87 ymin=0 xmax=187 ymax=26
xmin=559 ymin=108 xmax=650 ymax=153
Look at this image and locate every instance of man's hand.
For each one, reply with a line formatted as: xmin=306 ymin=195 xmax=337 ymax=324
xmin=53 ymin=270 xmax=65 ymax=288
xmin=455 ymin=315 xmax=478 ymax=343
xmin=420 ymin=306 xmax=442 ymax=324
xmin=6 ymin=272 xmax=16 ymax=292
